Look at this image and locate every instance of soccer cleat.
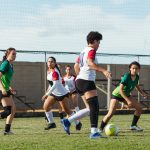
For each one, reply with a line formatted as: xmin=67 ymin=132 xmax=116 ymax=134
xmin=130 ymin=126 xmax=143 ymax=132
xmin=62 ymin=119 xmax=71 ymax=135
xmin=44 ymin=123 xmax=56 ymax=130
xmin=90 ymin=132 xmax=103 ymax=139
xmin=76 ymin=122 xmax=82 ymax=131
xmin=4 ymin=131 xmax=14 ymax=135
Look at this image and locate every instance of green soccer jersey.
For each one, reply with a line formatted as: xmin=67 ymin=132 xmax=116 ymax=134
xmin=112 ymin=73 xmax=139 ymax=98
xmin=0 ymin=60 xmax=14 ymax=91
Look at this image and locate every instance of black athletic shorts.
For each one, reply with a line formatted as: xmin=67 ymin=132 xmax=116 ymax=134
xmin=0 ymin=90 xmax=12 ymax=100
xmin=112 ymin=95 xmax=130 ymax=102
xmin=50 ymin=93 xmax=69 ymax=101
xmin=75 ymin=79 xmax=96 ymax=96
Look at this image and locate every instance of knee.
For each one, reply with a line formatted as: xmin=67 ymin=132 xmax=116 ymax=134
xmin=43 ymin=104 xmax=50 ymax=112
xmin=1 ymin=106 xmax=12 ymax=119
xmin=136 ymin=105 xmax=142 ymax=113
xmin=87 ymin=96 xmax=99 ymax=112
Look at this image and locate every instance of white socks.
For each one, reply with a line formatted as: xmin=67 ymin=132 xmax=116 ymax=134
xmin=45 ymin=111 xmax=54 ymax=123
xmin=91 ymin=127 xmax=99 ymax=134
xmin=68 ymin=108 xmax=90 ymax=123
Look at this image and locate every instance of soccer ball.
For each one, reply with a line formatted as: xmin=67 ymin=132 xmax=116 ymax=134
xmin=105 ymin=123 xmax=119 ymax=136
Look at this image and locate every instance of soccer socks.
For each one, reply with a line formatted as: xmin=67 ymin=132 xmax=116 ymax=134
xmin=87 ymin=96 xmax=99 ymax=128
xmin=131 ymin=115 xmax=140 ymax=126
xmin=100 ymin=120 xmax=107 ymax=130
xmin=5 ymin=124 xmax=11 ymax=132
xmin=45 ymin=111 xmax=54 ymax=124
xmin=68 ymin=108 xmax=90 ymax=123
xmin=59 ymin=112 xmax=64 ymax=120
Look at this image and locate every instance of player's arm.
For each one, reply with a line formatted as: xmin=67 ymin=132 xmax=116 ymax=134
xmin=9 ymin=86 xmax=17 ymax=95
xmin=46 ymin=80 xmax=59 ymax=95
xmin=119 ymin=84 xmax=132 ymax=107
xmin=46 ymin=71 xmax=59 ymax=95
xmin=0 ymin=72 xmax=7 ymax=95
xmin=74 ymin=56 xmax=80 ymax=75
xmin=74 ymin=62 xmax=80 ymax=75
xmin=87 ymin=49 xmax=111 ymax=78
xmin=87 ymin=59 xmax=111 ymax=79
xmin=135 ymin=85 xmax=148 ymax=98
xmin=0 ymin=61 xmax=8 ymax=95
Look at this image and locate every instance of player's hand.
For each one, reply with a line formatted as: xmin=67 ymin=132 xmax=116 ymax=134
xmin=41 ymin=94 xmax=48 ymax=101
xmin=103 ymin=70 xmax=112 ymax=79
xmin=10 ymin=89 xmax=17 ymax=95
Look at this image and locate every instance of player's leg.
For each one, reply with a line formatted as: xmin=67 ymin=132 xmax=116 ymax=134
xmin=83 ymin=89 xmax=102 ymax=138
xmin=1 ymin=94 xmax=16 ymax=135
xmin=100 ymin=99 xmax=119 ymax=131
xmin=43 ymin=96 xmax=56 ymax=130
xmin=70 ymin=93 xmax=82 ymax=130
xmin=129 ymin=96 xmax=143 ymax=131
xmin=58 ymin=104 xmax=65 ymax=120
xmin=71 ymin=93 xmax=80 ymax=112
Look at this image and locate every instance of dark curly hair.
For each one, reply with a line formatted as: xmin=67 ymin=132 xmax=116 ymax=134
xmin=129 ymin=61 xmax=141 ymax=69
xmin=86 ymin=31 xmax=103 ymax=44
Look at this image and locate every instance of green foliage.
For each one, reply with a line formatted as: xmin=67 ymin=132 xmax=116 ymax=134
xmin=0 ymin=114 xmax=150 ymax=150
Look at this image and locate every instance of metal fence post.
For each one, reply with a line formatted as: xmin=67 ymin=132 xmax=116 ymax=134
xmin=107 ymin=64 xmax=112 ymax=110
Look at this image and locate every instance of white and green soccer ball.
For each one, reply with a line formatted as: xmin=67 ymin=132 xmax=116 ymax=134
xmin=105 ymin=123 xmax=119 ymax=136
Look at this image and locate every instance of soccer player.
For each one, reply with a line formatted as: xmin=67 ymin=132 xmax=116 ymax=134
xmin=0 ymin=47 xmax=17 ymax=135
xmin=62 ymin=31 xmax=111 ymax=138
xmin=63 ymin=65 xmax=82 ymax=130
xmin=42 ymin=57 xmax=73 ymax=130
xmin=100 ymin=61 xmax=148 ymax=132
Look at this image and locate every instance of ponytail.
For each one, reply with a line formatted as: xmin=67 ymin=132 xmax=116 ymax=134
xmin=2 ymin=55 xmax=7 ymax=62
xmin=55 ymin=64 xmax=62 ymax=77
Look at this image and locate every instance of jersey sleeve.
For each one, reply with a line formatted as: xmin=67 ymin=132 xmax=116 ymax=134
xmin=52 ymin=71 xmax=59 ymax=81
xmin=120 ymin=73 xmax=129 ymax=85
xmin=0 ymin=60 xmax=9 ymax=74
xmin=88 ymin=49 xmax=96 ymax=60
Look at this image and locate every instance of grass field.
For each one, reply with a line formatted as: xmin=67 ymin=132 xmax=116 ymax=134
xmin=0 ymin=114 xmax=150 ymax=150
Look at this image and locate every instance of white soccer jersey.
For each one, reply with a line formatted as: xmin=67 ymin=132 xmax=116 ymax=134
xmin=47 ymin=68 xmax=68 ymax=96
xmin=76 ymin=47 xmax=98 ymax=81
xmin=63 ymin=75 xmax=76 ymax=93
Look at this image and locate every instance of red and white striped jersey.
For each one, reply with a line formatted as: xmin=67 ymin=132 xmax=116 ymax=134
xmin=47 ymin=68 xmax=68 ymax=96
xmin=63 ymin=75 xmax=76 ymax=93
xmin=76 ymin=47 xmax=98 ymax=81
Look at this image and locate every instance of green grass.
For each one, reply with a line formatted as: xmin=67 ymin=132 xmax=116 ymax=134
xmin=0 ymin=114 xmax=150 ymax=150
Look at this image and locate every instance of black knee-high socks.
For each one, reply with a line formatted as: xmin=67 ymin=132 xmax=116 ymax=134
xmin=87 ymin=96 xmax=99 ymax=128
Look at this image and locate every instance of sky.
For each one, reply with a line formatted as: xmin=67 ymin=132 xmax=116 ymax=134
xmin=0 ymin=0 xmax=150 ymax=63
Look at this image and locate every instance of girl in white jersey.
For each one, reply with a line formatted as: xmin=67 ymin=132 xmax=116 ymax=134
xmin=42 ymin=57 xmax=72 ymax=130
xmin=63 ymin=65 xmax=82 ymax=130
xmin=63 ymin=65 xmax=79 ymax=111
xmin=62 ymin=31 xmax=111 ymax=138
